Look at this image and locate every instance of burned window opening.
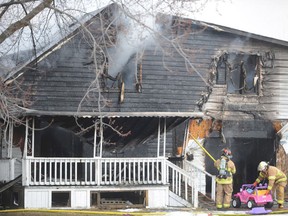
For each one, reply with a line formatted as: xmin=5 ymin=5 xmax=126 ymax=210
xmin=214 ymin=52 xmax=261 ymax=95
xmin=100 ymin=53 xmax=143 ymax=103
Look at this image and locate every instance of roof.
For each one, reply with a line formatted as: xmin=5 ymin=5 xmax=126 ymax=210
xmin=3 ymin=4 xmax=111 ymax=83
xmin=5 ymin=3 xmax=288 ymax=83
xmin=8 ymin=3 xmax=288 ymax=118
xmin=168 ymin=15 xmax=288 ymax=47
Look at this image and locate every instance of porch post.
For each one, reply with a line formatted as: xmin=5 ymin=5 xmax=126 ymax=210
xmin=93 ymin=122 xmax=97 ymax=158
xmin=7 ymin=121 xmax=13 ymax=158
xmin=99 ymin=118 xmax=103 ymax=158
xmin=163 ymin=118 xmax=166 ymax=157
xmin=157 ymin=118 xmax=160 ymax=158
xmin=23 ymin=118 xmax=28 ymax=158
xmin=162 ymin=118 xmax=167 ymax=184
xmin=31 ymin=117 xmax=35 ymax=157
xmin=22 ymin=118 xmax=29 ymax=186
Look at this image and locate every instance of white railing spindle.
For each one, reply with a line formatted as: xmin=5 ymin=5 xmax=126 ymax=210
xmin=25 ymin=157 xmax=165 ymax=186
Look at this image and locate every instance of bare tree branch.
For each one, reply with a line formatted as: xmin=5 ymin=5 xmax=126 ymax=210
xmin=0 ymin=0 xmax=53 ymax=45
xmin=0 ymin=4 xmax=10 ymax=20
xmin=0 ymin=0 xmax=39 ymax=8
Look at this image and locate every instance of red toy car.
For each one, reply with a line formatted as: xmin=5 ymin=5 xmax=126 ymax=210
xmin=232 ymin=183 xmax=274 ymax=209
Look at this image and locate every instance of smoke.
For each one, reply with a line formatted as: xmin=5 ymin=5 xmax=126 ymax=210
xmin=107 ymin=6 xmax=161 ymax=77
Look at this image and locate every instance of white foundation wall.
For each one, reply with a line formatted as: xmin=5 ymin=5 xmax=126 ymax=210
xmin=24 ymin=186 xmax=169 ymax=209
xmin=147 ymin=187 xmax=168 ymax=208
xmin=25 ymin=189 xmax=50 ymax=208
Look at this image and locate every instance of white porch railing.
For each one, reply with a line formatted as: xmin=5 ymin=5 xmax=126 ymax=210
xmin=22 ymin=157 xmax=215 ymax=208
xmin=23 ymin=157 xmax=165 ymax=186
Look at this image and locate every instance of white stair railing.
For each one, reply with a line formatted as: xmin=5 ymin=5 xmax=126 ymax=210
xmin=166 ymin=160 xmax=197 ymax=207
xmin=166 ymin=160 xmax=216 ymax=208
xmin=183 ymin=160 xmax=216 ymax=201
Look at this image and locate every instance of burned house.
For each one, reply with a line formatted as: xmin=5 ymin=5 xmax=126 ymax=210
xmin=1 ymin=2 xmax=288 ymax=209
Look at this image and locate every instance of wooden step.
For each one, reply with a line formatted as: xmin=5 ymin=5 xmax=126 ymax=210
xmin=198 ymin=192 xmax=216 ymax=209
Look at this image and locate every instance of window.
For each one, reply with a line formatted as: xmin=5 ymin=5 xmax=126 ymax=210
xmin=216 ymin=53 xmax=260 ymax=95
xmin=101 ymin=52 xmax=143 ymax=103
xmin=52 ymin=191 xmax=71 ymax=207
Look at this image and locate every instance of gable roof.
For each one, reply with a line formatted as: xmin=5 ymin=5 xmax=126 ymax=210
xmin=4 ymin=3 xmax=288 ymax=84
xmin=3 ymin=4 xmax=114 ymax=83
xmin=6 ymin=3 xmax=288 ymax=119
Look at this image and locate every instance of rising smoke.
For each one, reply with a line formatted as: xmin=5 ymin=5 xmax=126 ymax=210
xmin=107 ymin=5 xmax=162 ymax=77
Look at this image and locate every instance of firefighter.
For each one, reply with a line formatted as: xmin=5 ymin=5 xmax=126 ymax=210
xmin=253 ymin=161 xmax=287 ymax=209
xmin=214 ymin=148 xmax=236 ymax=209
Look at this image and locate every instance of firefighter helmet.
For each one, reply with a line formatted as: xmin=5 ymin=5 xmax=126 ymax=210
xmin=221 ymin=148 xmax=232 ymax=158
xmin=258 ymin=161 xmax=268 ymax=172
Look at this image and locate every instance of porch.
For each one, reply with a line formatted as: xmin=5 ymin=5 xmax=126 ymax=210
xmin=21 ymin=157 xmax=216 ymax=209
xmin=1 ymin=115 xmax=216 ymax=209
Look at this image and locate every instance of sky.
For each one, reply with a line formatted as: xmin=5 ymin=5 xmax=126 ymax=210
xmin=1 ymin=0 xmax=288 ymax=61
xmin=190 ymin=0 xmax=288 ymax=42
xmin=97 ymin=0 xmax=288 ymax=42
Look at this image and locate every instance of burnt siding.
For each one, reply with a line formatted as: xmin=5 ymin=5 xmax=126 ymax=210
xmin=23 ymin=30 xmax=210 ymax=113
xmin=199 ymin=29 xmax=288 ymax=120
xmin=21 ymin=19 xmax=288 ymax=117
xmin=23 ymin=37 xmax=96 ymax=112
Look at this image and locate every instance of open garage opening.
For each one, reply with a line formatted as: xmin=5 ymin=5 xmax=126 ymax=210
xmin=204 ymin=120 xmax=277 ymax=193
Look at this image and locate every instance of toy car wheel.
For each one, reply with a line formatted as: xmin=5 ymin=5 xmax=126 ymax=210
xmin=264 ymin=202 xmax=274 ymax=208
xmin=247 ymin=200 xmax=256 ymax=209
xmin=232 ymin=197 xmax=241 ymax=208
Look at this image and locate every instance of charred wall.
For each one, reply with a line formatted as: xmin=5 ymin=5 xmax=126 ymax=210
xmin=204 ymin=120 xmax=277 ymax=193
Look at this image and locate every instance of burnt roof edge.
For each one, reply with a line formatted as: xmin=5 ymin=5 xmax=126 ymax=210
xmin=169 ymin=14 xmax=288 ymax=47
xmin=22 ymin=110 xmax=205 ymax=118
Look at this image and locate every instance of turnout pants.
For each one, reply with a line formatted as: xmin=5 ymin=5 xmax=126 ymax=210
xmin=216 ymin=183 xmax=233 ymax=209
xmin=272 ymin=181 xmax=287 ymax=205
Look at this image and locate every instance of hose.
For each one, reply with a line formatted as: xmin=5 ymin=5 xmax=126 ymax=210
xmin=0 ymin=209 xmax=166 ymax=215
xmin=191 ymin=136 xmax=216 ymax=162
